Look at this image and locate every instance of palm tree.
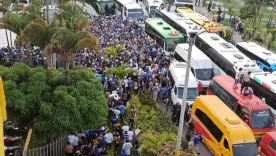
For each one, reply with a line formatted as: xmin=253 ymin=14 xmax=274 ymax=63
xmin=23 ymin=19 xmax=57 ymax=66
xmin=51 ymin=27 xmax=99 ymax=70
xmin=105 ymin=64 xmax=137 ymax=87
xmin=0 ymin=11 xmax=37 ymax=46
xmin=139 ymin=132 xmax=176 ymax=156
xmin=104 ymin=45 xmax=124 ymax=58
xmin=55 ymin=3 xmax=89 ymax=32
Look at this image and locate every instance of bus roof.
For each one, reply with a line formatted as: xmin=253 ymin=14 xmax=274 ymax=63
xmin=125 ymin=3 xmax=143 ymax=9
xmin=157 ymin=10 xmax=204 ymax=33
xmin=251 ymin=72 xmax=276 ymax=93
xmin=175 ymin=44 xmax=213 ymax=68
xmin=212 ymin=76 xmax=271 ymax=111
xmin=237 ymin=42 xmax=276 ymax=65
xmin=199 ymin=95 xmax=255 ymax=141
xmin=145 ymin=18 xmax=184 ymax=39
xmin=176 ymin=7 xmax=223 ymax=31
xmin=198 ymin=33 xmax=263 ymax=74
xmin=169 ymin=62 xmax=197 ymax=87
xmin=116 ymin=0 xmax=135 ymax=5
xmin=148 ymin=0 xmax=162 ymax=6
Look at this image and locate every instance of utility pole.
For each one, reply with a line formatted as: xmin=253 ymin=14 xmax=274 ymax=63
xmin=175 ymin=38 xmax=193 ymax=156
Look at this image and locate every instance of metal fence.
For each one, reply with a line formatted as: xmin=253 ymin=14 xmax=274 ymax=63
xmin=23 ymin=134 xmax=67 ymax=156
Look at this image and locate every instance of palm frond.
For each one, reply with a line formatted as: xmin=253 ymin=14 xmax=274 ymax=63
xmin=73 ymin=37 xmax=99 ymax=53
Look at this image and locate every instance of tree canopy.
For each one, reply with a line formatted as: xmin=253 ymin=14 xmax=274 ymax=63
xmin=0 ymin=63 xmax=107 ymax=142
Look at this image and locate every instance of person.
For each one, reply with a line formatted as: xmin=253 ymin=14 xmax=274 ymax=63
xmin=133 ymin=132 xmax=140 ymax=156
xmin=152 ymin=83 xmax=160 ymax=102
xmin=129 ymin=109 xmax=135 ymax=130
xmin=233 ymin=68 xmax=242 ymax=88
xmin=242 ymin=87 xmax=253 ymax=96
xmin=208 ymin=1 xmax=212 ymax=12
xmin=64 ymin=141 xmax=74 ymax=156
xmin=111 ymin=114 xmax=119 ymax=125
xmin=72 ymin=133 xmax=79 ymax=152
xmin=195 ymin=0 xmax=201 ymax=7
xmin=104 ymin=131 xmax=113 ymax=146
xmin=122 ymin=122 xmax=130 ymax=135
xmin=193 ymin=132 xmax=200 ymax=155
xmin=122 ymin=140 xmax=133 ymax=156
xmin=241 ymin=71 xmax=251 ymax=92
xmin=198 ymin=81 xmax=203 ymax=95
xmin=113 ymin=132 xmax=121 ymax=155
xmin=118 ymin=104 xmax=126 ymax=122
xmin=113 ymin=108 xmax=121 ymax=119
xmin=68 ymin=133 xmax=75 ymax=145
xmin=120 ymin=150 xmax=128 ymax=156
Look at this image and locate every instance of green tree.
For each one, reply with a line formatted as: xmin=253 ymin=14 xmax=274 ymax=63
xmin=24 ymin=0 xmax=43 ymax=19
xmin=55 ymin=3 xmax=89 ymax=32
xmin=0 ymin=63 xmax=107 ymax=144
xmin=0 ymin=11 xmax=37 ymax=46
xmin=104 ymin=45 xmax=124 ymax=57
xmin=51 ymin=27 xmax=99 ymax=70
xmin=139 ymin=132 xmax=176 ymax=156
xmin=105 ymin=64 xmax=137 ymax=87
xmin=23 ymin=19 xmax=57 ymax=66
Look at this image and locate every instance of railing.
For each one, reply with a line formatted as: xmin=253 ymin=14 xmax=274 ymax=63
xmin=22 ymin=134 xmax=67 ymax=156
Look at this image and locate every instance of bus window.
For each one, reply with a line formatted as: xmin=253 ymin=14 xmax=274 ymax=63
xmin=127 ymin=9 xmax=143 ymax=19
xmin=251 ymin=109 xmax=274 ymax=129
xmin=149 ymin=6 xmax=158 ymax=17
xmin=195 ymin=68 xmax=214 ymax=81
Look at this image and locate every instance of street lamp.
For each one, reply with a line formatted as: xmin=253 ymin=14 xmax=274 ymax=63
xmin=175 ymin=31 xmax=205 ymax=156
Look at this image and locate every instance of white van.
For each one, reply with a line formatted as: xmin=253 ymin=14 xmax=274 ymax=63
xmin=168 ymin=62 xmax=198 ymax=105
xmin=173 ymin=44 xmax=215 ymax=88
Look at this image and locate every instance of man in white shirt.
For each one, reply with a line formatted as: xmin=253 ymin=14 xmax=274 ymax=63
xmin=122 ymin=140 xmax=133 ymax=155
xmin=127 ymin=130 xmax=134 ymax=142
xmin=104 ymin=132 xmax=114 ymax=145
xmin=113 ymin=108 xmax=121 ymax=119
xmin=124 ymin=76 xmax=129 ymax=91
xmin=122 ymin=123 xmax=130 ymax=134
xmin=68 ymin=133 xmax=75 ymax=145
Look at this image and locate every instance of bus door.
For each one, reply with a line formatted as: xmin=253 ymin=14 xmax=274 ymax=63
xmin=219 ymin=136 xmax=231 ymax=156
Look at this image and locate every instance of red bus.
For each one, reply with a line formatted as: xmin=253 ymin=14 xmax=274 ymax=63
xmin=207 ymin=76 xmax=275 ymax=138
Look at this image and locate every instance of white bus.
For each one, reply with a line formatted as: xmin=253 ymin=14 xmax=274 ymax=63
xmin=195 ymin=32 xmax=263 ymax=78
xmin=97 ymin=0 xmax=114 ymax=14
xmin=174 ymin=44 xmax=220 ymax=89
xmin=154 ymin=9 xmax=204 ymax=42
xmin=124 ymin=3 xmax=144 ymax=20
xmin=168 ymin=62 xmax=198 ymax=105
xmin=144 ymin=0 xmax=162 ymax=17
xmin=114 ymin=0 xmax=134 ymax=16
xmin=236 ymin=42 xmax=276 ymax=72
xmin=174 ymin=0 xmax=194 ymax=10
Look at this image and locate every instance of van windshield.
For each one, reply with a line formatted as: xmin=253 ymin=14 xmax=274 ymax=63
xmin=251 ymin=109 xmax=275 ymax=129
xmin=195 ymin=68 xmax=214 ymax=81
xmin=178 ymin=87 xmax=198 ymax=99
xmin=232 ymin=143 xmax=258 ymax=156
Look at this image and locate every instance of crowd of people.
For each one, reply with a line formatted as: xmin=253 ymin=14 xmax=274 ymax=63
xmin=65 ymin=15 xmax=185 ymax=156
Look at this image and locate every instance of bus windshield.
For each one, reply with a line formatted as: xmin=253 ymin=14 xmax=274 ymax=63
xmin=166 ymin=39 xmax=183 ymax=52
xmin=128 ymin=9 xmax=143 ymax=19
xmin=178 ymin=87 xmax=198 ymax=99
xmin=195 ymin=68 xmax=214 ymax=81
xmin=149 ymin=6 xmax=158 ymax=17
xmin=232 ymin=143 xmax=258 ymax=156
xmin=251 ymin=109 xmax=275 ymax=129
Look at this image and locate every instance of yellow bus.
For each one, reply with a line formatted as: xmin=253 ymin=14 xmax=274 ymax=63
xmin=190 ymin=95 xmax=258 ymax=156
xmin=176 ymin=7 xmax=226 ymax=37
